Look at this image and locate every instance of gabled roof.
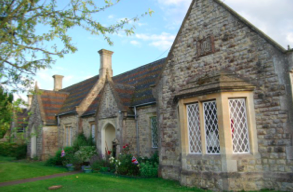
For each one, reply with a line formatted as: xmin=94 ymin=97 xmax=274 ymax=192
xmin=58 ymin=75 xmax=99 ymax=114
xmin=39 ymin=90 xmax=69 ymax=125
xmin=82 ymin=58 xmax=166 ymax=116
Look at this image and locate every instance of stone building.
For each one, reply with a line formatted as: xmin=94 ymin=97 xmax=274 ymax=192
xmin=27 ymin=0 xmax=293 ymax=191
xmin=27 ymin=49 xmax=164 ymax=160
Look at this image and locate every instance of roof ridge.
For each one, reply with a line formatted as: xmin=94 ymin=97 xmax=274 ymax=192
xmin=60 ymin=74 xmax=99 ymax=91
xmin=113 ymin=57 xmax=166 ymax=79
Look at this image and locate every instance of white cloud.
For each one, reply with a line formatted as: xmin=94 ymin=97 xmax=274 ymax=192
xmin=108 ymin=14 xmax=114 ymax=19
xmin=135 ymin=32 xmax=176 ymax=50
xmin=130 ymin=40 xmax=141 ymax=47
xmin=224 ymin=0 xmax=293 ymax=48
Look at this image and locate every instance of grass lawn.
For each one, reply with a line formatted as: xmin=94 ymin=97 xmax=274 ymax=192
xmin=0 ymin=173 xmax=209 ymax=192
xmin=0 ymin=156 xmax=66 ymax=183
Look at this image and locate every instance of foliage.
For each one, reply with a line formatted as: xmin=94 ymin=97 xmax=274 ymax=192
xmin=115 ymin=153 xmax=139 ymax=176
xmin=72 ymin=133 xmax=95 ymax=151
xmin=0 ymin=0 xmax=154 ymax=93
xmin=139 ymin=161 xmax=158 ymax=177
xmin=75 ymin=146 xmax=97 ymax=163
xmin=45 ymin=146 xmax=75 ymax=166
xmin=0 ymin=87 xmax=13 ymax=138
xmin=92 ymin=158 xmax=115 ymax=173
xmin=0 ymin=142 xmax=27 ymax=159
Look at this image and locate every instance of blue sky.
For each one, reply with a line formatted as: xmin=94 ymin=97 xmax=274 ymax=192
xmin=20 ymin=0 xmax=293 ymax=100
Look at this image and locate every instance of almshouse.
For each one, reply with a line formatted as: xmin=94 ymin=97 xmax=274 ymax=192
xmin=27 ymin=0 xmax=293 ymax=191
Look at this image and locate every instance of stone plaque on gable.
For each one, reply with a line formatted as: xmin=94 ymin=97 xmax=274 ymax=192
xmin=197 ymin=36 xmax=215 ymax=57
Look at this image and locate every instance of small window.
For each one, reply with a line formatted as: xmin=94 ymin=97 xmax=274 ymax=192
xmin=91 ymin=124 xmax=95 ymax=142
xmin=65 ymin=126 xmax=73 ymax=146
xmin=187 ymin=103 xmax=202 ymax=154
xmin=229 ymin=98 xmax=250 ymax=154
xmin=151 ymin=116 xmax=158 ymax=148
xmin=203 ymin=100 xmax=220 ymax=154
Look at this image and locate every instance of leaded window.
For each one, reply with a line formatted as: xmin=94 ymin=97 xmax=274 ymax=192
xmin=91 ymin=124 xmax=95 ymax=142
xmin=65 ymin=126 xmax=73 ymax=146
xmin=203 ymin=101 xmax=220 ymax=154
xmin=229 ymin=99 xmax=250 ymax=154
xmin=151 ymin=116 xmax=158 ymax=148
xmin=187 ymin=103 xmax=202 ymax=154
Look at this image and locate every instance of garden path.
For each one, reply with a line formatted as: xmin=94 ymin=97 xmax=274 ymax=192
xmin=0 ymin=171 xmax=82 ymax=187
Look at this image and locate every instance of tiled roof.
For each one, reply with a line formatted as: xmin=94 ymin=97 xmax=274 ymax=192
xmin=39 ymin=90 xmax=69 ymax=124
xmin=113 ymin=58 xmax=166 ymax=106
xmin=58 ymin=75 xmax=99 ymax=114
xmin=16 ymin=108 xmax=29 ymax=128
xmin=82 ymin=58 xmax=166 ymax=116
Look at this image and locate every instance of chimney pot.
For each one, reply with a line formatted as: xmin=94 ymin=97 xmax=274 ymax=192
xmin=52 ymin=75 xmax=64 ymax=91
xmin=98 ymin=49 xmax=114 ymax=78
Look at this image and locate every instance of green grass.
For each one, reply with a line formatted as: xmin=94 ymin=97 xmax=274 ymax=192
xmin=0 ymin=173 xmax=209 ymax=192
xmin=0 ymin=158 xmax=66 ymax=182
xmin=0 ymin=156 xmax=16 ymax=162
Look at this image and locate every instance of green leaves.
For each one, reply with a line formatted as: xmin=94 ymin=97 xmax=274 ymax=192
xmin=0 ymin=0 xmax=152 ymax=93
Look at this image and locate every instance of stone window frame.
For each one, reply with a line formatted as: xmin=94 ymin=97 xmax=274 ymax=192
xmin=150 ymin=116 xmax=158 ymax=149
xmin=64 ymin=124 xmax=73 ymax=146
xmin=179 ymin=91 xmax=258 ymax=158
xmin=89 ymin=121 xmax=96 ymax=143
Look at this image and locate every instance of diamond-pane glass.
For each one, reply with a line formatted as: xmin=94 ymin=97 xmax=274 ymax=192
xmin=229 ymin=99 xmax=250 ymax=153
xmin=151 ymin=116 xmax=158 ymax=148
xmin=187 ymin=103 xmax=202 ymax=154
xmin=203 ymin=101 xmax=220 ymax=154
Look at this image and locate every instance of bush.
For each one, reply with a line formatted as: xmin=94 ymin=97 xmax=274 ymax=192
xmin=72 ymin=133 xmax=95 ymax=152
xmin=45 ymin=146 xmax=75 ymax=166
xmin=0 ymin=142 xmax=27 ymax=159
xmin=92 ymin=158 xmax=114 ymax=172
xmin=139 ymin=161 xmax=158 ymax=177
xmin=116 ymin=154 xmax=139 ymax=176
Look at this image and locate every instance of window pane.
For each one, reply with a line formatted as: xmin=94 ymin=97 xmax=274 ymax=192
xmin=187 ymin=103 xmax=202 ymax=154
xmin=229 ymin=99 xmax=250 ymax=153
xmin=91 ymin=124 xmax=95 ymax=142
xmin=151 ymin=116 xmax=158 ymax=148
xmin=203 ymin=101 xmax=220 ymax=154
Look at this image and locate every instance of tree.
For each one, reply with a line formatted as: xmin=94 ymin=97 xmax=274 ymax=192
xmin=0 ymin=0 xmax=153 ymax=93
xmin=0 ymin=87 xmax=13 ymax=138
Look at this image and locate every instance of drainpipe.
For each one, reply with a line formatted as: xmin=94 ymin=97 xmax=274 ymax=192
xmin=134 ymin=106 xmax=140 ymax=156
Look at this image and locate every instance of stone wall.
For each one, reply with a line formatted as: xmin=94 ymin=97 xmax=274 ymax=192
xmin=124 ymin=119 xmax=136 ymax=155
xmin=136 ymin=105 xmax=158 ymax=157
xmin=42 ymin=126 xmax=58 ymax=160
xmin=58 ymin=114 xmax=79 ymax=147
xmin=81 ymin=116 xmax=95 ymax=139
xmin=27 ymin=94 xmax=43 ymax=159
xmin=157 ymin=0 xmax=293 ymax=191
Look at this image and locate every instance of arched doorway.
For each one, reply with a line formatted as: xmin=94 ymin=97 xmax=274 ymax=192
xmin=101 ymin=123 xmax=116 ymax=157
xmin=30 ymin=126 xmax=37 ymax=158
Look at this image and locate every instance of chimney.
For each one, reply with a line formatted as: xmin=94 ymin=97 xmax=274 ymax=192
xmin=98 ymin=49 xmax=114 ymax=78
xmin=52 ymin=75 xmax=64 ymax=91
xmin=27 ymin=94 xmax=33 ymax=109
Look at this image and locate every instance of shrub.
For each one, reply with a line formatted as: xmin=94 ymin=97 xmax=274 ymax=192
xmin=72 ymin=133 xmax=95 ymax=152
xmin=116 ymin=154 xmax=139 ymax=176
xmin=0 ymin=142 xmax=27 ymax=159
xmin=139 ymin=161 xmax=158 ymax=177
xmin=45 ymin=146 xmax=75 ymax=166
xmin=91 ymin=156 xmax=115 ymax=173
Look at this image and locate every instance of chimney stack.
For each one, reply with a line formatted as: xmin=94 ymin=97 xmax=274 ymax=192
xmin=98 ymin=49 xmax=114 ymax=78
xmin=27 ymin=94 xmax=33 ymax=109
xmin=52 ymin=75 xmax=64 ymax=91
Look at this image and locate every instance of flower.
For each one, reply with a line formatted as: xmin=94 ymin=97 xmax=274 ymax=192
xmin=107 ymin=151 xmax=111 ymax=155
xmin=123 ymin=146 xmax=126 ymax=149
